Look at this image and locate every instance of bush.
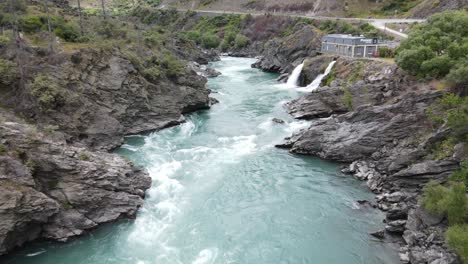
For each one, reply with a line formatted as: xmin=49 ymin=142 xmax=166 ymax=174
xmin=422 ymin=181 xmax=451 ymax=216
xmin=144 ymin=32 xmax=165 ymax=46
xmin=447 ymin=225 xmax=468 ymax=264
xmin=432 ymin=138 xmax=456 ymax=160
xmin=342 ymin=87 xmax=353 ymax=111
xmin=0 ymin=144 xmax=6 ymax=155
xmin=396 ymin=11 xmax=468 ymax=87
xmin=447 ymin=182 xmax=467 ymax=225
xmin=142 ymin=66 xmax=162 ymax=81
xmin=96 ymin=20 xmax=126 ymax=39
xmin=201 ymin=33 xmax=220 ymax=49
xmin=0 ymin=59 xmax=17 ymax=86
xmin=379 ymin=47 xmax=395 ymax=58
xmin=427 ymin=93 xmax=468 ymax=141
xmin=161 ymin=52 xmax=184 ymax=78
xmin=30 ymin=74 xmax=65 ymax=111
xmin=451 ymin=159 xmax=468 ymax=187
xmin=19 ymin=16 xmax=43 ymax=33
xmin=0 ymin=35 xmax=10 ymax=44
xmin=54 ymin=24 xmax=80 ymax=42
xmin=234 ymin=34 xmax=249 ymax=49
xmin=78 ymin=152 xmax=90 ymax=161
xmin=422 ymin=180 xmax=467 ymax=225
xmin=184 ymin=31 xmax=201 ymax=44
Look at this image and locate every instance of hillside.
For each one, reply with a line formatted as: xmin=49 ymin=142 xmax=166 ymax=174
xmin=157 ymin=0 xmax=466 ymax=18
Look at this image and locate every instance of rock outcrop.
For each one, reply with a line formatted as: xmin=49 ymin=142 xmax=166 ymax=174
xmin=0 ymin=109 xmax=152 ymax=255
xmin=252 ymin=25 xmax=322 ymax=73
xmin=0 ymin=33 xmax=213 ymax=255
xmin=0 ymin=46 xmax=212 ymax=151
xmin=278 ymin=57 xmax=465 ymax=263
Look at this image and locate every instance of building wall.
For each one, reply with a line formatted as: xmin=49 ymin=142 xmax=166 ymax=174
xmin=321 ymin=43 xmax=382 ymax=58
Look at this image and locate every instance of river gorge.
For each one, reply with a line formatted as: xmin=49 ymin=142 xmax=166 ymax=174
xmin=3 ymin=57 xmax=399 ymax=264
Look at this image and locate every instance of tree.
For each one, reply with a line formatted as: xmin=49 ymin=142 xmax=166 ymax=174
xmin=396 ymin=11 xmax=468 ymax=88
xmin=101 ymin=0 xmax=107 ymax=19
xmin=42 ymin=0 xmax=54 ymax=52
xmin=77 ymin=0 xmax=84 ymax=36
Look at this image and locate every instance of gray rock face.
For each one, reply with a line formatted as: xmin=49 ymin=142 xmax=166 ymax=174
xmin=252 ymin=25 xmax=321 ymax=73
xmin=0 ymin=110 xmax=151 ymax=254
xmin=278 ymin=57 xmax=465 ymax=264
xmin=1 ymin=47 xmax=211 ymax=151
xmin=286 ymin=90 xmax=441 ymax=163
xmin=287 ymin=58 xmax=405 ymax=120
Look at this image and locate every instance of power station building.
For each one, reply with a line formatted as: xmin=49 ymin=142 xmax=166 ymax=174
xmin=321 ymin=34 xmax=388 ymax=58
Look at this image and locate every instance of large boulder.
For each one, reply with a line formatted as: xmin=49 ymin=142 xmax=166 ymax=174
xmin=0 ymin=110 xmax=151 ymax=254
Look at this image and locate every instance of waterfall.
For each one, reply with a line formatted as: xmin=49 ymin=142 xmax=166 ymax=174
xmin=286 ymin=63 xmax=304 ymax=87
xmin=298 ymin=61 xmax=336 ymax=92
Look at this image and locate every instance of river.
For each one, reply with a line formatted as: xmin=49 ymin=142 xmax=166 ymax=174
xmin=4 ymin=57 xmax=398 ymax=264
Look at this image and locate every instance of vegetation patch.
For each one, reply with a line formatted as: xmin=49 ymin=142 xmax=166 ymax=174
xmin=0 ymin=59 xmax=17 ymax=86
xmin=30 ymin=74 xmax=65 ymax=112
xmin=396 ymin=11 xmax=468 ymax=89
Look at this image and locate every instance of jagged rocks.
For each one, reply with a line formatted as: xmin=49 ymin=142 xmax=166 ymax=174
xmin=1 ymin=47 xmax=212 ymax=151
xmin=0 ymin=110 xmax=151 ymax=254
xmin=252 ymin=25 xmax=321 ymax=73
xmin=278 ymin=57 xmax=466 ymax=263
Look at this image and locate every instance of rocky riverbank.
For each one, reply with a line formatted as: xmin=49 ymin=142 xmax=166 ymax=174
xmin=274 ymin=56 xmax=465 ymax=263
xmin=0 ymin=36 xmax=215 ymax=254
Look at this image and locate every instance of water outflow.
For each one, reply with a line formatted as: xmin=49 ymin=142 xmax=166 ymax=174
xmin=298 ymin=60 xmax=336 ymax=92
xmin=3 ymin=57 xmax=398 ymax=264
xmin=286 ymin=62 xmax=304 ymax=87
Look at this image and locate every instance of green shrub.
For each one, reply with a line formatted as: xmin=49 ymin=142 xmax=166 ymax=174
xmin=447 ymin=225 xmax=468 ymax=264
xmin=142 ymin=66 xmax=162 ymax=81
xmin=422 ymin=181 xmax=451 ymax=216
xmin=220 ymin=39 xmax=230 ymax=51
xmin=161 ymin=52 xmax=184 ymax=78
xmin=342 ymin=87 xmax=353 ymax=111
xmin=451 ymin=159 xmax=468 ymax=187
xmin=379 ymin=47 xmax=395 ymax=58
xmin=78 ymin=152 xmax=90 ymax=161
xmin=321 ymin=68 xmax=335 ymax=87
xmin=0 ymin=35 xmax=10 ymax=44
xmin=447 ymin=182 xmax=467 ymax=225
xmin=0 ymin=59 xmax=17 ymax=86
xmin=224 ymin=30 xmax=236 ymax=44
xmin=0 ymin=144 xmax=6 ymax=155
xmin=96 ymin=20 xmax=126 ymax=39
xmin=427 ymin=93 xmax=468 ymax=141
xmin=234 ymin=34 xmax=249 ymax=49
xmin=184 ymin=31 xmax=201 ymax=44
xmin=446 ymin=62 xmax=468 ymax=88
xmin=396 ymin=11 xmax=468 ymax=87
xmin=19 ymin=16 xmax=43 ymax=33
xmin=54 ymin=24 xmax=80 ymax=42
xmin=432 ymin=138 xmax=456 ymax=160
xmin=25 ymin=159 xmax=37 ymax=173
xmin=201 ymin=33 xmax=220 ymax=49
xmin=30 ymin=74 xmax=65 ymax=111
xmin=144 ymin=32 xmax=165 ymax=46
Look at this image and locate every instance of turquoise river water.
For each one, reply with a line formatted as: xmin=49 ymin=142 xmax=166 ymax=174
xmin=4 ymin=57 xmax=398 ymax=264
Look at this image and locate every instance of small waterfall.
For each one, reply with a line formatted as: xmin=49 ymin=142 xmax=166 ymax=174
xmin=286 ymin=63 xmax=304 ymax=87
xmin=298 ymin=60 xmax=336 ymax=92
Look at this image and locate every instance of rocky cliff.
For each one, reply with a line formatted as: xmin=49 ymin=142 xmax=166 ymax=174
xmin=277 ymin=57 xmax=466 ymax=264
xmin=0 ymin=46 xmax=212 ymax=151
xmin=0 ymin=109 xmax=152 ymax=255
xmin=0 ymin=32 xmax=214 ymax=254
xmin=251 ymin=25 xmax=322 ymax=74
